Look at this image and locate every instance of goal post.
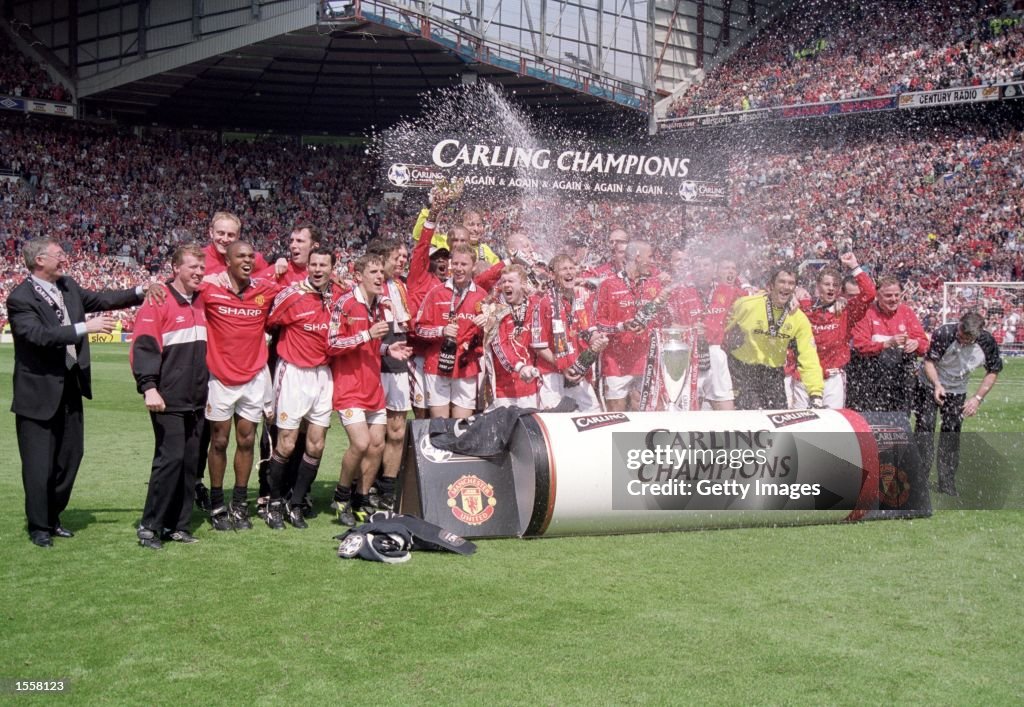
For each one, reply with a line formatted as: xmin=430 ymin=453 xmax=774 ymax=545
xmin=942 ymin=281 xmax=1024 ymax=354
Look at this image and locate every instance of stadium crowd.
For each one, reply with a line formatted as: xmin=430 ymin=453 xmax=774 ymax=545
xmin=668 ymin=0 xmax=1024 ymax=118
xmin=0 ymin=31 xmax=68 ymax=102
xmin=2 ymin=114 xmax=1023 ymax=341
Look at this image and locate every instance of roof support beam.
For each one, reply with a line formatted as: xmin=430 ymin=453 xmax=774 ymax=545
xmin=78 ymin=1 xmax=316 ymax=97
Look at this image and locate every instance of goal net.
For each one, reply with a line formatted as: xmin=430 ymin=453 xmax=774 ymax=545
xmin=942 ymin=281 xmax=1024 ymax=354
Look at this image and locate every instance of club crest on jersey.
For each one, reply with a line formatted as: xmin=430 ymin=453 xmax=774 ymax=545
xmin=447 ymin=475 xmax=496 ymax=526
xmin=254 ymin=295 xmax=265 ymax=306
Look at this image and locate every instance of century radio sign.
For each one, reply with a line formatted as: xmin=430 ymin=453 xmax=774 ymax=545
xmin=898 ymin=86 xmax=1000 ymax=109
xmin=384 ymin=136 xmax=728 ymax=205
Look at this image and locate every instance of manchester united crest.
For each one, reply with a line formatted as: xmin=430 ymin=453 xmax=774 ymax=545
xmin=254 ymin=294 xmax=265 ymax=306
xmin=879 ymin=463 xmax=910 ymax=507
xmin=447 ymin=475 xmax=496 ymax=525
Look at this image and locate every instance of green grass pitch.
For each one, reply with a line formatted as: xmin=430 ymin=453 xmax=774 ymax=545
xmin=0 ymin=344 xmax=1022 ymax=704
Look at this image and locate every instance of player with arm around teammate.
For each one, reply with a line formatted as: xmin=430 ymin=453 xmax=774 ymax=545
xmin=328 ymin=255 xmax=412 ymax=526
xmin=262 ymin=248 xmax=341 ymax=529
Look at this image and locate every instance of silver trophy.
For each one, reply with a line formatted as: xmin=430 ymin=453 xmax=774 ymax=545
xmin=660 ymin=326 xmax=693 ymax=408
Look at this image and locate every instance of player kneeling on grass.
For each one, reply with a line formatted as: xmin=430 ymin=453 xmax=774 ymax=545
xmin=131 ymin=245 xmax=209 ymax=549
xmin=262 ymin=249 xmax=341 ymax=529
xmin=328 ymin=255 xmax=413 ymax=526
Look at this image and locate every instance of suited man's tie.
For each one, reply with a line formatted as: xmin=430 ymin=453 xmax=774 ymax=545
xmin=52 ymin=288 xmax=78 ymax=370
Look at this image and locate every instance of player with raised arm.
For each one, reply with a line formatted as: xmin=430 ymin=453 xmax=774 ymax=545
xmin=789 ymin=251 xmax=876 ymax=409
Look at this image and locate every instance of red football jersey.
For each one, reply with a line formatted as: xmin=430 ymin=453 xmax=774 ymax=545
xmin=667 ymin=285 xmax=702 ymax=328
xmin=532 ymin=287 xmax=596 ymax=375
xmin=489 ymin=299 xmax=539 ymax=399
xmin=268 ymin=281 xmax=344 ymax=368
xmin=415 ymin=280 xmax=488 ymax=379
xmin=852 ymin=303 xmax=929 ymax=358
xmin=202 ymin=277 xmax=281 ymax=385
xmin=328 ymin=286 xmax=391 ymax=411
xmin=254 ymin=260 xmax=308 ymax=286
xmin=694 ymin=282 xmax=745 ymax=345
xmin=596 ymin=272 xmax=665 ymax=377
xmin=790 ymin=269 xmax=876 ymax=376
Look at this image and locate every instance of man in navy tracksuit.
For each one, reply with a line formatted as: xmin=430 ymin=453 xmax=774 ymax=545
xmin=130 ymin=245 xmax=210 ymax=549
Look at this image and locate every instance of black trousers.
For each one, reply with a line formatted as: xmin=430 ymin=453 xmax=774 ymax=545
xmin=141 ymin=409 xmax=203 ymax=533
xmin=913 ymin=382 xmax=966 ymax=487
xmin=16 ymin=374 xmax=84 ymax=534
xmin=728 ymin=356 xmax=786 ymax=410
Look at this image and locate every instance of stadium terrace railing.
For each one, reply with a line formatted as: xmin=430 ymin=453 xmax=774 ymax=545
xmin=321 ymin=0 xmax=649 ymax=111
xmin=658 ymin=82 xmax=1024 ymax=132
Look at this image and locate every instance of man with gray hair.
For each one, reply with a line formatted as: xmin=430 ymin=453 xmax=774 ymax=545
xmin=913 ymin=311 xmax=1003 ymax=496
xmin=8 ymin=238 xmax=158 ymax=547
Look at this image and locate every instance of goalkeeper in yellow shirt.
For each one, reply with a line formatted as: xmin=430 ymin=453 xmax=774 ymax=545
xmin=412 ymin=205 xmax=500 ymax=267
xmin=724 ymin=266 xmax=824 ymax=410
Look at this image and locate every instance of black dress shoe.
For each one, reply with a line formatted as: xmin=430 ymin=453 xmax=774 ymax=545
xmin=137 ymin=528 xmax=163 ymax=550
xmin=30 ymin=531 xmax=53 ymax=548
xmin=52 ymin=525 xmax=75 ymax=538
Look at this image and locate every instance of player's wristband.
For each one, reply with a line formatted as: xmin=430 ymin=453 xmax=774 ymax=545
xmin=974 ymin=395 xmax=983 ymax=404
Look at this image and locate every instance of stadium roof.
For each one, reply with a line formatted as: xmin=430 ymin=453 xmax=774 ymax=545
xmin=76 ymin=14 xmax=646 ymax=135
xmin=9 ymin=0 xmax=787 ymax=135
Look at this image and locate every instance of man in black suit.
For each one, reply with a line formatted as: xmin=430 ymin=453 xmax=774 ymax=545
xmin=7 ymin=238 xmax=159 ymax=547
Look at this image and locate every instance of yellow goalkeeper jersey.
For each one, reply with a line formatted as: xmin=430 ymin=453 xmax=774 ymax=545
xmin=411 ymin=208 xmax=500 ymax=265
xmin=725 ymin=293 xmax=824 ymax=397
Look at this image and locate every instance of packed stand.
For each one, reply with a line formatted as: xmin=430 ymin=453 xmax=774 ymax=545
xmin=0 ymin=114 xmax=421 ymax=270
xmin=687 ymin=124 xmax=1024 ymax=329
xmin=0 ymin=30 xmax=67 ymax=101
xmin=669 ymin=0 xmax=1024 ymax=118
